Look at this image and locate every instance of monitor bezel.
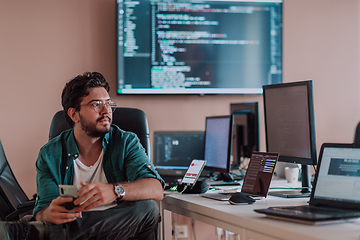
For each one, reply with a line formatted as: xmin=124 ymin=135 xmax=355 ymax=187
xmin=263 ymin=80 xmax=317 ymax=166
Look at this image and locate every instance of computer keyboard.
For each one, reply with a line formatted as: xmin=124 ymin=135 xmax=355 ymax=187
xmin=209 ymin=181 xmax=241 ymax=186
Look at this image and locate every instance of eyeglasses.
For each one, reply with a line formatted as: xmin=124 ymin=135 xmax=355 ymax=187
xmin=78 ymin=100 xmax=117 ymax=113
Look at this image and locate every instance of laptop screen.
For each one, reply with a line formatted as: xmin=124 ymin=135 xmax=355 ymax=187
xmin=313 ymin=146 xmax=360 ymax=204
xmin=241 ymin=152 xmax=279 ymax=197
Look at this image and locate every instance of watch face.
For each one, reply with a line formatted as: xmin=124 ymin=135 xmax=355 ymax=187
xmin=115 ymin=185 xmax=125 ymax=198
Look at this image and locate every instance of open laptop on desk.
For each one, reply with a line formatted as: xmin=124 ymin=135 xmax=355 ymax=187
xmin=255 ymin=143 xmax=360 ymax=225
xmin=200 ymin=152 xmax=279 ymax=201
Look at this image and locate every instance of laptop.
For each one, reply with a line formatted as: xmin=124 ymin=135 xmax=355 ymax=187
xmin=200 ymin=152 xmax=279 ymax=201
xmin=255 ymin=143 xmax=360 ymax=225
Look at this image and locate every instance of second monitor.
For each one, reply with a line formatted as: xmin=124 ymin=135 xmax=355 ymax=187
xmin=204 ymin=115 xmax=233 ymax=182
xmin=263 ymin=80 xmax=317 ymax=197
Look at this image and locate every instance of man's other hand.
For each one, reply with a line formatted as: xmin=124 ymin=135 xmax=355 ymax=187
xmin=73 ymin=181 xmax=116 ymax=211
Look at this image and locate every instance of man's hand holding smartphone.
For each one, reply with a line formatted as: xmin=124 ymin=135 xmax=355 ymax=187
xmin=59 ymin=185 xmax=79 ymax=210
xmin=35 ymin=186 xmax=82 ymax=224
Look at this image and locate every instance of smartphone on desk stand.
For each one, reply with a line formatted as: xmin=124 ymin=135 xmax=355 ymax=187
xmin=59 ymin=185 xmax=79 ymax=210
xmin=177 ymin=159 xmax=207 ymax=193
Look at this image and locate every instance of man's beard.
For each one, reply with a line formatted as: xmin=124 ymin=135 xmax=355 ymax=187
xmin=79 ymin=114 xmax=112 ymax=138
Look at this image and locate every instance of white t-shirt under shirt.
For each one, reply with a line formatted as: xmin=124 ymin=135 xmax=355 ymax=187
xmin=73 ymin=148 xmax=117 ymax=211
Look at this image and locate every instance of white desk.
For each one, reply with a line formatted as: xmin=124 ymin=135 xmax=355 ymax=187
xmin=160 ymin=182 xmax=360 ymax=240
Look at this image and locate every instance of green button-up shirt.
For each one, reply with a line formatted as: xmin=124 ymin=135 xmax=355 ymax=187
xmin=33 ymin=125 xmax=164 ymax=216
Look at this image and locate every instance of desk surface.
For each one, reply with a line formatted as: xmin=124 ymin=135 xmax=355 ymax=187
xmin=161 ymin=182 xmax=360 ymax=240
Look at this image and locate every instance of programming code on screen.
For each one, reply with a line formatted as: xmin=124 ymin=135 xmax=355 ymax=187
xmin=117 ymin=0 xmax=282 ymax=94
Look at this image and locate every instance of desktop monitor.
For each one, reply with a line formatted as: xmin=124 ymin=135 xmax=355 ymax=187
xmin=116 ymin=0 xmax=283 ymax=95
xmin=263 ymin=80 xmax=317 ymax=197
xmin=204 ymin=115 xmax=233 ymax=181
xmin=230 ymin=102 xmax=259 ymax=171
xmin=153 ymin=131 xmax=205 ymax=183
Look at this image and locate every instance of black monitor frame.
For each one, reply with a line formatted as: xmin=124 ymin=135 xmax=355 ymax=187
xmin=230 ymin=102 xmax=259 ymax=170
xmin=263 ymin=80 xmax=317 ymax=197
xmin=203 ymin=115 xmax=233 ymax=176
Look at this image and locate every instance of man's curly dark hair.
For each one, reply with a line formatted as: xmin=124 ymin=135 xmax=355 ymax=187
xmin=61 ymin=72 xmax=110 ymax=127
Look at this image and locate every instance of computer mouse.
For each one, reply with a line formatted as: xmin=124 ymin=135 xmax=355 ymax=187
xmin=228 ymin=192 xmax=256 ymax=205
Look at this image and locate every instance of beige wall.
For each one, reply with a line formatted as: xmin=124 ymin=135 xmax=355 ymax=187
xmin=0 ymin=0 xmax=359 ymax=197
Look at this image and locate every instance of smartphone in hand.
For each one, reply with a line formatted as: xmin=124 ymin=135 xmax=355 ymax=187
xmin=58 ymin=185 xmax=78 ymax=210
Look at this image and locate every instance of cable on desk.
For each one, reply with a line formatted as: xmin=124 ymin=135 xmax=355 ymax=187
xmin=312 ymin=164 xmax=318 ymax=174
xmin=178 ymin=183 xmax=190 ymax=194
xmin=191 ymin=219 xmax=196 ymax=240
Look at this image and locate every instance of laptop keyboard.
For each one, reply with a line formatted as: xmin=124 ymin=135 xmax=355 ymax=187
xmin=270 ymin=205 xmax=360 ymax=217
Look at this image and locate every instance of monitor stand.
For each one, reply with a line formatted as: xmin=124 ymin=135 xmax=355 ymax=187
xmin=269 ymin=165 xmax=311 ymax=198
xmin=215 ymin=172 xmax=235 ymax=182
xmin=205 ymin=172 xmax=239 ymax=186
xmin=208 ymin=172 xmax=240 ymax=186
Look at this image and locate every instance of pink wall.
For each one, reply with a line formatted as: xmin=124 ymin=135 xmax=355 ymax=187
xmin=0 ymin=0 xmax=263 ymax=196
xmin=0 ymin=0 xmax=360 ymax=199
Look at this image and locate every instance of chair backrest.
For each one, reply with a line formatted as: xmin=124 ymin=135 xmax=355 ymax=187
xmin=0 ymin=140 xmax=29 ymax=220
xmin=355 ymin=122 xmax=360 ymax=145
xmin=49 ymin=107 xmax=151 ymax=158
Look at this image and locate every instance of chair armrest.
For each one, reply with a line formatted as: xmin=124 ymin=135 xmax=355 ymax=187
xmin=17 ymin=200 xmax=36 ymax=209
xmin=5 ymin=200 xmax=36 ymax=221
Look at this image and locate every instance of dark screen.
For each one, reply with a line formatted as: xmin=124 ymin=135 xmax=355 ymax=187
xmin=230 ymin=102 xmax=259 ymax=170
xmin=153 ymin=131 xmax=204 ymax=178
xmin=263 ymin=80 xmax=317 ymax=165
xmin=241 ymin=152 xmax=278 ymax=196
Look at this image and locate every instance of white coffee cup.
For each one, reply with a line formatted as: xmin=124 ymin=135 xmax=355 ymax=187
xmin=284 ymin=167 xmax=299 ymax=183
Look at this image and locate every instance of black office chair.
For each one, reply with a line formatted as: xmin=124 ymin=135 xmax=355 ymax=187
xmin=0 ymin=140 xmax=35 ymax=221
xmin=354 ymin=122 xmax=360 ymax=145
xmin=0 ymin=140 xmax=51 ymax=240
xmin=49 ymin=107 xmax=151 ymax=157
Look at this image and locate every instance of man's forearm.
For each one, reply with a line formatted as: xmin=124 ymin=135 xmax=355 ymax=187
xmin=120 ymin=178 xmax=163 ymax=201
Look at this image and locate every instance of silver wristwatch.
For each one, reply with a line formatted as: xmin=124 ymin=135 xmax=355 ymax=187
xmin=113 ymin=183 xmax=125 ymax=200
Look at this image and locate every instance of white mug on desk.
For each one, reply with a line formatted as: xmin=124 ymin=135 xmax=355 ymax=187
xmin=284 ymin=167 xmax=299 ymax=183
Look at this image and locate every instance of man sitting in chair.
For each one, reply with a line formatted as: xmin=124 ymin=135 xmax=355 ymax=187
xmin=33 ymin=72 xmax=164 ymax=239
